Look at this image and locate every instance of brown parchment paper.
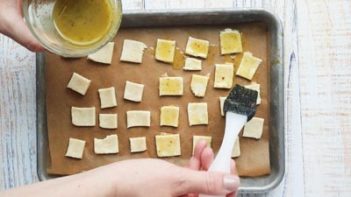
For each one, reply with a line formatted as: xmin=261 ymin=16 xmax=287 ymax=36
xmin=45 ymin=22 xmax=271 ymax=176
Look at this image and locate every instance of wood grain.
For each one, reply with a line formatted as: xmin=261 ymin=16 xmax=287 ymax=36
xmin=0 ymin=38 xmax=38 ymax=189
xmin=296 ymin=0 xmax=351 ymax=196
xmin=1 ymin=0 xmax=351 ymax=196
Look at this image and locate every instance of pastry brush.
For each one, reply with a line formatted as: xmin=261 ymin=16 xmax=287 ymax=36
xmin=200 ymin=85 xmax=258 ymax=197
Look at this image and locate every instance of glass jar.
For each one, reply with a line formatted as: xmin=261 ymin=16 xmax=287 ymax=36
xmin=22 ymin=0 xmax=122 ymax=57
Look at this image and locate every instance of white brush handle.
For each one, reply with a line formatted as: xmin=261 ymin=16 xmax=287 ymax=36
xmin=199 ymin=112 xmax=247 ymax=197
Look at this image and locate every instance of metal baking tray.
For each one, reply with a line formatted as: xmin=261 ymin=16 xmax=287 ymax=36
xmin=37 ymin=9 xmax=284 ymax=193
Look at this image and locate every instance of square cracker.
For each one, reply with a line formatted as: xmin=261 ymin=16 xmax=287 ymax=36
xmin=124 ymin=81 xmax=144 ymax=102
xmin=185 ymin=36 xmax=210 ymax=58
xmin=155 ymin=39 xmax=176 ymax=63
xmin=129 ymin=137 xmax=147 ymax=153
xmin=87 ymin=42 xmax=115 ymax=64
xmin=191 ymin=74 xmax=209 ymax=97
xmin=214 ymin=63 xmax=234 ymax=89
xmin=187 ymin=102 xmax=208 ymax=126
xmin=155 ymin=133 xmax=181 ymax=157
xmin=220 ymin=29 xmax=243 ymax=55
xmin=231 ymin=138 xmax=241 ymax=158
xmin=126 ymin=111 xmax=151 ymax=128
xmin=67 ymin=72 xmax=91 ymax=95
xmin=65 ymin=138 xmax=86 ymax=159
xmin=236 ymin=52 xmax=262 ymax=80
xmin=94 ymin=135 xmax=119 ymax=154
xmin=160 ymin=106 xmax=179 ymax=127
xmin=120 ymin=39 xmax=147 ymax=63
xmin=98 ymin=87 xmax=117 ymax=109
xmin=243 ymin=117 xmax=264 ymax=139
xmin=99 ymin=114 xmax=118 ymax=129
xmin=159 ymin=77 xmax=183 ymax=96
xmin=71 ymin=107 xmax=96 ymax=127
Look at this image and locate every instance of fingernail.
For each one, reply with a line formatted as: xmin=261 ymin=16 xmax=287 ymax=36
xmin=223 ymin=175 xmax=240 ymax=191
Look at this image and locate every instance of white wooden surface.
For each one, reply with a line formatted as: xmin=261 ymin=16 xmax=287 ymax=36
xmin=1 ymin=0 xmax=351 ymax=196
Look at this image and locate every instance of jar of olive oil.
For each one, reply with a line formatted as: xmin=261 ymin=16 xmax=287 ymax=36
xmin=22 ymin=0 xmax=122 ymax=57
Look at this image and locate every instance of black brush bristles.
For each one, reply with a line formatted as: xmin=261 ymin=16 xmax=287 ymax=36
xmin=224 ymin=85 xmax=258 ymax=121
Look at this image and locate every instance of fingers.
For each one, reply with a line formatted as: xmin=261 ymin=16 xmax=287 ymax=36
xmin=174 ymin=169 xmax=239 ymax=196
xmin=188 ymin=140 xmax=209 ymax=170
xmin=229 ymin=160 xmax=239 ymax=197
xmin=184 ymin=144 xmax=240 ymax=196
xmin=188 ymin=157 xmax=200 ymax=171
xmin=200 ymin=147 xmax=214 ymax=170
xmin=193 ymin=140 xmax=208 ymax=159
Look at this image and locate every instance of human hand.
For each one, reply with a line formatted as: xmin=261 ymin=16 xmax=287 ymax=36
xmin=97 ymin=140 xmax=239 ymax=197
xmin=1 ymin=141 xmax=239 ymax=197
xmin=187 ymin=140 xmax=239 ymax=197
xmin=0 ymin=0 xmax=44 ymax=51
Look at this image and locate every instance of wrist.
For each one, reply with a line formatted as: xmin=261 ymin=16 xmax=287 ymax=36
xmin=81 ymin=164 xmax=124 ymax=196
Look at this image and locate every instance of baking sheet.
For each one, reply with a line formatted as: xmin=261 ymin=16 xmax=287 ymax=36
xmin=37 ymin=9 xmax=284 ymax=193
xmin=47 ymin=23 xmax=270 ymax=174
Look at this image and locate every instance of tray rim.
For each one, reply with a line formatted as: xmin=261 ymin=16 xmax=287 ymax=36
xmin=36 ymin=8 xmax=285 ymax=194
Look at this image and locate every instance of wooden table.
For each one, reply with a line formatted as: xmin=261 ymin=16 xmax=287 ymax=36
xmin=1 ymin=0 xmax=350 ymax=196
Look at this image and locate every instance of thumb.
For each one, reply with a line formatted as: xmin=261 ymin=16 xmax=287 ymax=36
xmin=175 ymin=169 xmax=240 ymax=196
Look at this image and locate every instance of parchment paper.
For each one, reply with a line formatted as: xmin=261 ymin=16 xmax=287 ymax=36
xmin=45 ymin=22 xmax=271 ymax=176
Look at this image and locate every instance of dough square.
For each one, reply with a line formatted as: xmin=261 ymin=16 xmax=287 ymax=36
xmin=67 ymin=72 xmax=91 ymax=95
xmin=124 ymin=81 xmax=144 ymax=102
xmin=220 ymin=29 xmax=243 ymax=55
xmin=187 ymin=102 xmax=208 ymax=126
xmin=87 ymin=42 xmax=115 ymax=64
xmin=185 ymin=36 xmax=210 ymax=58
xmin=99 ymin=114 xmax=118 ymax=129
xmin=129 ymin=137 xmax=147 ymax=153
xmin=98 ymin=87 xmax=117 ymax=109
xmin=120 ymin=39 xmax=147 ymax=63
xmin=192 ymin=135 xmax=212 ymax=155
xmin=126 ymin=111 xmax=151 ymax=128
xmin=160 ymin=106 xmax=179 ymax=127
xmin=94 ymin=134 xmax=119 ymax=154
xmin=219 ymin=97 xmax=226 ymax=116
xmin=71 ymin=107 xmax=96 ymax=126
xmin=183 ymin=57 xmax=202 ymax=71
xmin=191 ymin=74 xmax=209 ymax=97
xmin=159 ymin=77 xmax=183 ymax=96
xmin=155 ymin=39 xmax=176 ymax=63
xmin=214 ymin=63 xmax=234 ymax=89
xmin=243 ymin=117 xmax=264 ymax=139
xmin=155 ymin=133 xmax=181 ymax=157
xmin=231 ymin=137 xmax=241 ymax=158
xmin=245 ymin=83 xmax=261 ymax=105
xmin=236 ymin=52 xmax=262 ymax=80
xmin=65 ymin=138 xmax=86 ymax=159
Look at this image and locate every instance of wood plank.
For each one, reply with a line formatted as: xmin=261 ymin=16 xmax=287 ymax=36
xmin=1 ymin=0 xmax=350 ymax=196
xmin=271 ymin=0 xmax=306 ymax=195
xmin=121 ymin=0 xmax=144 ymax=10
xmin=268 ymin=0 xmax=306 ymax=196
xmin=296 ymin=0 xmax=351 ymax=196
xmin=144 ymin=0 xmax=233 ymax=9
xmin=0 ymin=36 xmax=38 ymax=189
xmin=144 ymin=0 xmax=168 ymax=10
xmin=203 ymin=0 xmax=233 ymax=8
xmin=145 ymin=0 xmax=204 ymax=9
